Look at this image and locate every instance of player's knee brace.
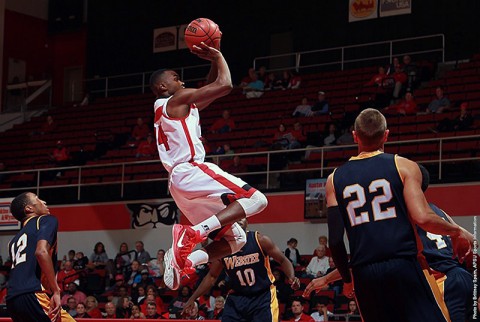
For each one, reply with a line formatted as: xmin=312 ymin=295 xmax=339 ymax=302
xmin=225 ymin=222 xmax=247 ymax=254
xmin=237 ymin=190 xmax=268 ymax=217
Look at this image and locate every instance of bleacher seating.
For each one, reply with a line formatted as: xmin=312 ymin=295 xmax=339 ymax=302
xmin=0 ymin=54 xmax=479 ymax=192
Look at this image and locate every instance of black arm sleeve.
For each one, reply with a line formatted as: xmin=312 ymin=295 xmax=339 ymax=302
xmin=327 ymin=205 xmax=351 ymax=283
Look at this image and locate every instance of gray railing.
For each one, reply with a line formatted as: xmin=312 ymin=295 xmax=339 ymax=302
xmin=0 ymin=134 xmax=477 ymax=202
xmin=85 ymin=34 xmax=444 ymax=98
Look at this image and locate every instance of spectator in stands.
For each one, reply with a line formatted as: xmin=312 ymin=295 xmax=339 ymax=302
xmin=225 ymin=155 xmax=248 ymax=174
xmin=197 ymin=292 xmax=215 ymax=317
xmin=432 ymin=102 xmax=474 ymax=133
xmin=288 ymin=70 xmax=302 ymax=90
xmin=169 ymin=286 xmax=192 ymax=318
xmin=135 ymin=132 xmax=157 ymax=158
xmin=322 ymin=123 xmax=339 ymax=147
xmin=64 ymin=296 xmax=78 ymax=317
xmin=264 ymin=72 xmax=279 ymax=91
xmin=85 ymin=296 xmax=103 ymax=318
xmin=239 ymin=67 xmax=257 ymax=89
xmin=89 ymin=241 xmax=109 ymax=268
xmin=131 ymin=304 xmax=146 ymax=319
xmin=209 ymin=109 xmax=236 ymax=134
xmin=310 ymin=300 xmax=332 ymax=322
xmin=285 ymin=237 xmax=303 ymax=269
xmin=275 ymin=70 xmax=292 ymax=90
xmin=115 ymin=242 xmax=133 ymax=275
xmin=364 ymin=66 xmax=388 ymax=87
xmin=311 ymin=91 xmax=329 ymax=115
xmin=243 ymin=72 xmax=264 ymax=99
xmin=145 ymin=302 xmax=162 ymax=319
xmin=383 ymin=92 xmax=418 ymax=115
xmin=347 ymin=299 xmax=360 ymax=316
xmin=105 ymin=274 xmax=127 ymax=299
xmin=390 ymin=63 xmax=408 ymax=103
xmin=143 ymin=286 xmax=165 ymax=315
xmin=386 ymin=57 xmax=401 ymax=75
xmin=336 ymin=125 xmax=354 ymax=145
xmin=50 ymin=140 xmax=70 ymax=168
xmin=72 ymin=251 xmax=88 ymax=271
xmin=257 ymin=65 xmax=268 ymax=84
xmin=289 ymin=298 xmax=314 ymax=322
xmin=61 ymin=281 xmax=87 ymax=306
xmin=402 ymin=55 xmax=419 ymax=91
xmin=60 ymin=249 xmax=76 ymax=270
xmin=135 ymin=240 xmax=151 ymax=264
xmin=75 ymin=303 xmax=90 ymax=319
xmin=137 ymin=268 xmax=155 ymax=290
xmin=292 ymin=97 xmax=313 ymax=117
xmin=210 ymin=296 xmax=225 ymax=319
xmin=126 ymin=260 xmax=142 ymax=287
xmin=271 ymin=123 xmax=294 ymax=150
xmin=304 ymin=245 xmax=330 ymax=279
xmin=116 ymin=296 xmax=133 ymax=318
xmin=104 ymin=301 xmax=117 ymax=318
xmin=427 ymin=86 xmax=450 ymax=113
xmin=36 ymin=114 xmax=57 ymax=136
xmin=148 ymin=249 xmax=166 ymax=280
xmin=57 ymin=260 xmax=77 ymax=293
xmin=132 ymin=285 xmax=146 ymax=305
xmin=273 ymin=268 xmax=294 ymax=304
xmin=290 ymin=122 xmax=307 ymax=149
xmin=131 ymin=117 xmax=150 ymax=143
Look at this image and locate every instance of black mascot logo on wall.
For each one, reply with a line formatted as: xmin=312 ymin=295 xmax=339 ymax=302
xmin=127 ymin=202 xmax=179 ymax=228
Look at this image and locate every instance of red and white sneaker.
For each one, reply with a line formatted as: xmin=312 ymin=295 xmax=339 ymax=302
xmin=171 ymin=224 xmax=204 ymax=270
xmin=163 ymin=248 xmax=180 ymax=290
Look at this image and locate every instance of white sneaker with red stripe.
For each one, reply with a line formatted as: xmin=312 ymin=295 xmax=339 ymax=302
xmin=163 ymin=248 xmax=180 ymax=290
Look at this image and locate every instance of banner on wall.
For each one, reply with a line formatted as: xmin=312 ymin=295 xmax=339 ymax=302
xmin=0 ymin=198 xmax=19 ymax=231
xmin=153 ymin=26 xmax=178 ymax=53
xmin=349 ymin=0 xmax=378 ymax=22
xmin=379 ymin=0 xmax=412 ymax=17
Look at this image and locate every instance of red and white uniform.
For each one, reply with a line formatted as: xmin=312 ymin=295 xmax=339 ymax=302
xmin=153 ymin=97 xmax=256 ymax=225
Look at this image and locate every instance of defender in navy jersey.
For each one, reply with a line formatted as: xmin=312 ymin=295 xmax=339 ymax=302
xmin=182 ymin=218 xmax=300 ymax=322
xmin=326 ymin=108 xmax=473 ymax=322
xmin=6 ymin=192 xmax=74 ymax=322
xmin=417 ymin=165 xmax=474 ymax=322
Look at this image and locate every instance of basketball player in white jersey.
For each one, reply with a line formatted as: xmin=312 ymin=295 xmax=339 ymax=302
xmin=149 ymin=40 xmax=268 ymax=290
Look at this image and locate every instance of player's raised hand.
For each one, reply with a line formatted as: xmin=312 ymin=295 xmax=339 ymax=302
xmin=289 ymin=276 xmax=301 ymax=291
xmin=303 ymin=276 xmax=328 ymax=298
xmin=191 ymin=42 xmax=222 ymax=62
xmin=181 ymin=298 xmax=196 ymax=317
xmin=452 ymin=227 xmax=474 ymax=263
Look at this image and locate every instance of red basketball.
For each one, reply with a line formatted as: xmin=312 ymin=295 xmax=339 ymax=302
xmin=184 ymin=18 xmax=221 ymax=50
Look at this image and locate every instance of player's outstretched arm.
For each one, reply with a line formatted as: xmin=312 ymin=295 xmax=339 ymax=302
xmin=259 ymin=233 xmax=300 ymax=290
xmin=35 ymin=240 xmax=61 ymax=321
xmin=399 ymin=156 xmax=474 ymax=262
xmin=182 ymin=261 xmax=223 ymax=316
xmin=303 ymin=269 xmax=341 ymax=298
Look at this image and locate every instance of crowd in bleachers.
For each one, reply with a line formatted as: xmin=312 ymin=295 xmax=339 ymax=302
xmin=1 ymin=52 xmax=480 ymax=192
xmin=0 ymin=235 xmax=357 ymax=320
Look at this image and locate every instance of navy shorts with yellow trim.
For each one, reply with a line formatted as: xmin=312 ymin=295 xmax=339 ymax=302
xmin=222 ymin=286 xmax=279 ymax=322
xmin=7 ymin=292 xmax=74 ymax=322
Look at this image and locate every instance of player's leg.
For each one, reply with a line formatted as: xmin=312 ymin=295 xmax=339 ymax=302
xmin=443 ymin=267 xmax=474 ymax=322
xmin=169 ymin=162 xmax=267 ymax=262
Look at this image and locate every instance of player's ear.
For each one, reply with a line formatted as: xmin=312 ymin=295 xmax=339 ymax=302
xmin=352 ymin=131 xmax=359 ymax=143
xmin=383 ymin=129 xmax=390 ymax=142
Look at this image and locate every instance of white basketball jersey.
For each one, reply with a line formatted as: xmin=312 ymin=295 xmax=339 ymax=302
xmin=153 ymin=96 xmax=206 ymax=173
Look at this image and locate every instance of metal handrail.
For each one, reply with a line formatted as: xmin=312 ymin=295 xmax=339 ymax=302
xmin=0 ymin=133 xmax=478 ymax=201
xmin=85 ymin=34 xmax=444 ymax=98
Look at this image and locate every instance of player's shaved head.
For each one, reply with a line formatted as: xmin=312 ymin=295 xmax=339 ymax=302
xmin=10 ymin=192 xmax=33 ymax=222
xmin=354 ymin=108 xmax=387 ymax=148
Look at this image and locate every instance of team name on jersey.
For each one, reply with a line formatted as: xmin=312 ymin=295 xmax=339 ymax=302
xmin=223 ymin=253 xmax=260 ymax=269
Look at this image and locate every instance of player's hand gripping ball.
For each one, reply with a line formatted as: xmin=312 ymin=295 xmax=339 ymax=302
xmin=184 ymin=18 xmax=222 ymax=50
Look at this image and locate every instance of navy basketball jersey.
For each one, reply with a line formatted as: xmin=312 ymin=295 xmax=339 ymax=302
xmin=417 ymin=203 xmax=458 ymax=273
xmin=332 ymin=152 xmax=418 ymax=266
xmin=221 ymin=230 xmax=274 ymax=295
xmin=6 ymin=215 xmax=58 ymax=300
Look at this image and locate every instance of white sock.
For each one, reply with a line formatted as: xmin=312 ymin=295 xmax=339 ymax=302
xmin=187 ymin=249 xmax=209 ymax=267
xmin=192 ymin=215 xmax=221 ymax=238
